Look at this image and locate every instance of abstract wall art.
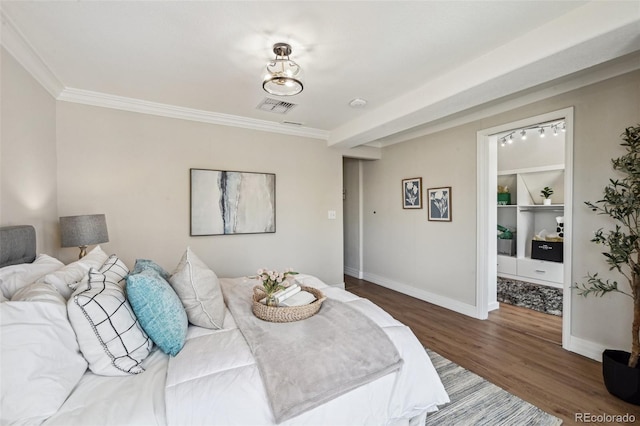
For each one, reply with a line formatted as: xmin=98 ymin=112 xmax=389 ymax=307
xmin=190 ymin=168 xmax=276 ymax=235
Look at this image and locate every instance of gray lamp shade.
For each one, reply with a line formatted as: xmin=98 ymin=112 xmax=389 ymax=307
xmin=60 ymin=214 xmax=109 ymax=248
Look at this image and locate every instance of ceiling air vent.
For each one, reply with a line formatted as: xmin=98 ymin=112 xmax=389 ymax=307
xmin=256 ymin=98 xmax=297 ymax=114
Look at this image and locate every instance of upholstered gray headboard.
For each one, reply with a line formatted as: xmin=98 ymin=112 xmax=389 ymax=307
xmin=0 ymin=225 xmax=36 ymax=267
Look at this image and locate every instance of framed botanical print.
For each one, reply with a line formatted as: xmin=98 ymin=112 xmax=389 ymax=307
xmin=427 ymin=187 xmax=452 ymax=221
xmin=402 ymin=177 xmax=422 ymax=209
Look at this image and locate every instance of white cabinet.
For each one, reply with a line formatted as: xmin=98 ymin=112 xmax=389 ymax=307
xmin=496 ymin=255 xmax=517 ymax=275
xmin=497 ymin=165 xmax=564 ymax=286
xmin=517 ymin=258 xmax=563 ymax=285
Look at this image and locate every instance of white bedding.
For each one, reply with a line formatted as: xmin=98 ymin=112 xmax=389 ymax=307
xmin=44 ymin=350 xmax=169 ymax=426
xmin=4 ymin=273 xmax=448 ymax=425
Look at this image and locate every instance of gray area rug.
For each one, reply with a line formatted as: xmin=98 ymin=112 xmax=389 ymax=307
xmin=425 ymin=349 xmax=563 ymax=425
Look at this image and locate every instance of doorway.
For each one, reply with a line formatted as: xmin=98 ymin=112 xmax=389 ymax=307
xmin=476 ymin=107 xmax=574 ymax=350
xmin=343 ymin=157 xmax=364 ymax=280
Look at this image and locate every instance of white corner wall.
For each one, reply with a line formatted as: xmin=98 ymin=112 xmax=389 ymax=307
xmin=55 ymin=102 xmax=344 ymax=286
xmin=1 ymin=47 xmax=58 ymax=254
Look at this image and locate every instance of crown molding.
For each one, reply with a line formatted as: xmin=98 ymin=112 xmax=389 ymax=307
xmin=0 ymin=9 xmax=64 ymax=98
xmin=57 ymin=88 xmax=330 ymax=140
xmin=1 ymin=8 xmax=328 ymax=140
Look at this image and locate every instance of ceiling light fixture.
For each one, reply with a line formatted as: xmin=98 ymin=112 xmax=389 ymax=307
xmin=499 ymin=120 xmax=565 ymax=147
xmin=263 ymin=43 xmax=303 ymax=97
xmin=349 ymin=98 xmax=368 ymax=108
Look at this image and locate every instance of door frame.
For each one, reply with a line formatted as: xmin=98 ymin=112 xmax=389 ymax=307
xmin=476 ymin=107 xmax=574 ymax=349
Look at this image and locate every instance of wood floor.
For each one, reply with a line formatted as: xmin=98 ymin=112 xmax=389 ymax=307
xmin=344 ymin=276 xmax=640 ymax=426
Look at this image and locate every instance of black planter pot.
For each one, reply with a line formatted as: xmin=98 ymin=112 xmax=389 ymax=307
xmin=603 ymin=349 xmax=640 ymax=405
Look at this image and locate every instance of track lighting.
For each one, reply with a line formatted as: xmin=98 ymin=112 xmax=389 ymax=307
xmin=499 ymin=120 xmax=565 ymax=147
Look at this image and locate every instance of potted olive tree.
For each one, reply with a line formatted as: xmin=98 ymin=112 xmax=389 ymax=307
xmin=575 ymin=124 xmax=640 ymax=405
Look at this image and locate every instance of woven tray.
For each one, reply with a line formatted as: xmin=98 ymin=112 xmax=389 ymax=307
xmin=252 ymin=286 xmax=326 ymax=323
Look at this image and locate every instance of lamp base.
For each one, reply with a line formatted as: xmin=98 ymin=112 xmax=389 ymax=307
xmin=78 ymin=245 xmax=88 ymax=259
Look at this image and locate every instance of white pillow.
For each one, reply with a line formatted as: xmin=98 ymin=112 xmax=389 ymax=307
xmin=40 ymin=245 xmax=108 ymax=299
xmin=98 ymin=253 xmax=130 ymax=288
xmin=68 ymin=259 xmax=153 ymax=376
xmin=0 ymin=254 xmax=64 ymax=299
xmin=12 ymin=281 xmax=66 ymax=305
xmin=169 ymin=247 xmax=225 ymax=329
xmin=0 ymin=301 xmax=87 ymax=424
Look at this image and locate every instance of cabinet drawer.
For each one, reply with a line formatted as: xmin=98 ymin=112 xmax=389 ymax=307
xmin=517 ymin=258 xmax=563 ymax=283
xmin=497 ymin=255 xmax=517 ymax=275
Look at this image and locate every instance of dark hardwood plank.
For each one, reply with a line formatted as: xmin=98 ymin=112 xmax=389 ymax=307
xmin=344 ymin=275 xmax=640 ymax=426
xmin=488 ymin=302 xmax=562 ymax=345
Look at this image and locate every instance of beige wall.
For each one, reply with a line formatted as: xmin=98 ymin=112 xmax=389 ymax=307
xmin=363 ymin=70 xmax=640 ymax=352
xmin=363 ymin=123 xmax=478 ymax=308
xmin=1 ymin=48 xmax=58 ymax=254
xmin=54 ymin=102 xmax=345 ymax=285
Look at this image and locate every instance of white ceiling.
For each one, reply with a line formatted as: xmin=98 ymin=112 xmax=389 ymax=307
xmin=2 ymin=1 xmax=639 ymax=149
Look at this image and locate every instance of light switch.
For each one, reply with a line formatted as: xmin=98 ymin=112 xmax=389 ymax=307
xmin=328 ymin=210 xmax=337 ymax=220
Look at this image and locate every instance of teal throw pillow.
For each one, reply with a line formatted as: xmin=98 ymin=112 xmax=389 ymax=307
xmin=131 ymin=259 xmax=171 ymax=281
xmin=126 ymin=269 xmax=187 ymax=356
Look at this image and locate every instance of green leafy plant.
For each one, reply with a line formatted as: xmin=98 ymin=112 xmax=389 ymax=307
xmin=540 ymin=186 xmax=554 ymax=199
xmin=575 ymin=124 xmax=640 ymax=368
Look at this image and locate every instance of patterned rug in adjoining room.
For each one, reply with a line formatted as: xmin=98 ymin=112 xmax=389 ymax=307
xmin=497 ymin=277 xmax=563 ymax=316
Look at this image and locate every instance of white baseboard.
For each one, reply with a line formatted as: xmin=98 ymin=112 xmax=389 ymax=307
xmin=344 ymin=266 xmax=363 ymax=279
xmin=362 ymin=272 xmax=480 ymax=318
xmin=359 ymin=272 xmax=608 ymax=361
xmin=565 ymin=335 xmax=607 ymax=362
xmin=488 ymin=301 xmax=500 ymax=311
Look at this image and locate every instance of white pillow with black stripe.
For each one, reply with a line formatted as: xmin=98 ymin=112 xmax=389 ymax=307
xmin=67 ymin=255 xmax=152 ymax=376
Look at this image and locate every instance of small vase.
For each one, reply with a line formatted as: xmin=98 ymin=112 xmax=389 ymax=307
xmin=265 ymin=295 xmax=278 ymax=307
xmin=543 ymin=198 xmax=552 ymax=206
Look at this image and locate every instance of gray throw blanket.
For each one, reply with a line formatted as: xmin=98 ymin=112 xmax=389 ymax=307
xmin=220 ymin=278 xmax=403 ymax=423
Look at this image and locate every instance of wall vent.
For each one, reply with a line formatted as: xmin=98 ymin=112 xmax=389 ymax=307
xmin=256 ymin=98 xmax=297 ymax=114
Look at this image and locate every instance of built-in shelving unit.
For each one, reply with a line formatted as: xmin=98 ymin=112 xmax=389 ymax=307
xmin=497 ymin=164 xmax=564 ymax=288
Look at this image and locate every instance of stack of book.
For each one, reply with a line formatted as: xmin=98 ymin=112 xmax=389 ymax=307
xmin=260 ymin=283 xmax=317 ymax=307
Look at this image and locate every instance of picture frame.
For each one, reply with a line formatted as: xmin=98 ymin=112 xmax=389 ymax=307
xmin=190 ymin=168 xmax=276 ymax=236
xmin=427 ymin=187 xmax=452 ymax=221
xmin=402 ymin=177 xmax=422 ymax=209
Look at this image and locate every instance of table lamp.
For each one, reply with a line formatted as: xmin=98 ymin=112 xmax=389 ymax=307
xmin=60 ymin=214 xmax=109 ymax=259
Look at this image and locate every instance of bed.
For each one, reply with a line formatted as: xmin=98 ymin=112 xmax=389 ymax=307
xmin=0 ymin=225 xmax=449 ymax=425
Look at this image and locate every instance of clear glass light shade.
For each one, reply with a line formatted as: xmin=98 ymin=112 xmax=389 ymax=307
xmin=263 ymin=58 xmax=303 ymax=96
